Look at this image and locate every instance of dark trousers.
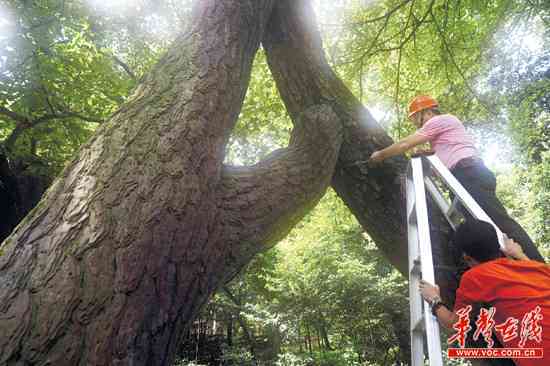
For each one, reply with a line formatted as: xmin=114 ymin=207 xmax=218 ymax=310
xmin=451 ymin=161 xmax=545 ymax=263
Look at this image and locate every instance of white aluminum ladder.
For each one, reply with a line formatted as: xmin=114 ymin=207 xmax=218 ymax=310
xmin=406 ymin=154 xmax=505 ymax=366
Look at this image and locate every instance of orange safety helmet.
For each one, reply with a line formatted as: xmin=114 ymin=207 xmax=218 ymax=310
xmin=408 ymin=95 xmax=438 ymax=118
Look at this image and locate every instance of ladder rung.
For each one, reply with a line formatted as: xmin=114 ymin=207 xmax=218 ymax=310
xmin=412 ymin=316 xmax=425 ymax=332
xmin=446 ymin=207 xmax=457 ymax=217
xmin=425 ymin=154 xmax=505 ymax=248
xmin=407 ymin=203 xmax=416 ymax=223
xmin=446 ymin=198 xmax=460 ymax=216
xmin=447 ymin=212 xmax=462 ymax=227
xmin=410 ymin=257 xmax=421 ymax=275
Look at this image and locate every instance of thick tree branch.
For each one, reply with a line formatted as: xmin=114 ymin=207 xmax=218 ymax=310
xmin=219 ymin=105 xmax=342 ymax=268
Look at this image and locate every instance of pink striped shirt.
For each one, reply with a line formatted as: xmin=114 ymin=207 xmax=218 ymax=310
xmin=414 ymin=114 xmax=478 ymax=169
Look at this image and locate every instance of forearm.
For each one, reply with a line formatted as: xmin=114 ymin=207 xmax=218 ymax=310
xmin=378 ymin=141 xmax=410 ymax=160
xmin=370 ymin=133 xmax=430 ymax=163
xmin=434 ymin=306 xmax=459 ymax=329
xmin=502 ymin=237 xmax=537 ymax=261
xmin=514 ymin=252 xmax=530 ymax=260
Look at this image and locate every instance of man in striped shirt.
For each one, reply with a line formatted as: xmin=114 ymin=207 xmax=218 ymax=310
xmin=368 ymin=95 xmax=544 ymax=263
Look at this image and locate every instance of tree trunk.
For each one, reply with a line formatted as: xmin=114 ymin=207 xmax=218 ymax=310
xmin=227 ymin=314 xmax=233 ymax=347
xmin=297 ymin=321 xmax=303 ymax=353
xmin=0 ymin=1 xmax=344 ymax=365
xmin=320 ymin=323 xmax=331 ymax=351
xmin=316 ymin=327 xmax=322 ymax=351
xmin=222 ymin=286 xmax=257 ymax=360
xmin=388 ymin=308 xmax=411 ymax=364
xmin=263 ymin=0 xmax=458 ymax=299
xmin=306 ymin=324 xmax=313 ymax=355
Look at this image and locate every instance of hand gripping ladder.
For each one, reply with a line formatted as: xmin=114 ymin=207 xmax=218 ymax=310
xmin=406 ymin=154 xmax=505 ymax=366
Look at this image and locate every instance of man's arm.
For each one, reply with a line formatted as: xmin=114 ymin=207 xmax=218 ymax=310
xmin=369 ymin=133 xmax=431 ymax=163
xmin=419 ymin=279 xmax=458 ymax=329
xmin=501 ymin=236 xmax=530 ymax=260
xmin=433 ymin=304 xmax=459 ymax=329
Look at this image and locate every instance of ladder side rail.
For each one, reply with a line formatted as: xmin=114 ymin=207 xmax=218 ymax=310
xmin=425 ymin=155 xmax=505 ymax=248
xmin=411 ymin=158 xmax=444 ymax=366
xmin=406 ymin=166 xmax=420 ymax=272
xmin=424 ymin=176 xmax=460 ymax=230
xmin=406 ymin=167 xmax=425 ymax=366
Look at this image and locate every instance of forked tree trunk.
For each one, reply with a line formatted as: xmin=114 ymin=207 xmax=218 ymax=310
xmin=0 ymin=2 xmax=344 ymax=365
xmin=0 ymin=1 xmax=459 ymax=365
xmin=264 ymin=0 xmax=458 ymax=298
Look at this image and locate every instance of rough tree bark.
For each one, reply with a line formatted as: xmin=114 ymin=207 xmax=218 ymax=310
xmin=0 ymin=1 xmax=344 ymax=365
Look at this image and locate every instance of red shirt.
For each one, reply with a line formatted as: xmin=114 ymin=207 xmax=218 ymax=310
xmin=454 ymin=258 xmax=550 ymax=365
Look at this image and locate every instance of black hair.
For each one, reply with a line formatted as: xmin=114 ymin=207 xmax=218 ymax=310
xmin=454 ymin=220 xmax=501 ymax=262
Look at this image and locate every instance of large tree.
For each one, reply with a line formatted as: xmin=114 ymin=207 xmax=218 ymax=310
xmin=0 ymin=1 xmax=459 ymax=365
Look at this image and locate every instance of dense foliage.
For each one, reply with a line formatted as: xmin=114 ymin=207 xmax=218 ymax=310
xmin=1 ymin=0 xmax=548 ymax=365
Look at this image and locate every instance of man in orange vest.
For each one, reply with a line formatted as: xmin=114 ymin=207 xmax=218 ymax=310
xmin=368 ymin=95 xmax=544 ymax=262
xmin=419 ymin=219 xmax=550 ymax=366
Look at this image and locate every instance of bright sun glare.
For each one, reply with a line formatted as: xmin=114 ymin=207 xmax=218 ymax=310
xmin=84 ymin=0 xmax=175 ymax=42
xmin=0 ymin=4 xmax=15 ymax=69
xmin=85 ymin=0 xmax=143 ymax=14
xmin=0 ymin=4 xmax=15 ymax=40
